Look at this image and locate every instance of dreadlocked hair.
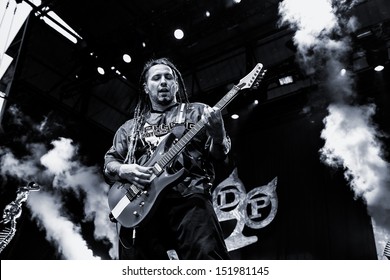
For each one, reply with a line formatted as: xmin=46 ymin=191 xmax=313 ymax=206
xmin=125 ymin=57 xmax=190 ymax=164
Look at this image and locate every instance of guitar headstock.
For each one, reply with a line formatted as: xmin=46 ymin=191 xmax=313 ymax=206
xmin=237 ymin=63 xmax=267 ymax=90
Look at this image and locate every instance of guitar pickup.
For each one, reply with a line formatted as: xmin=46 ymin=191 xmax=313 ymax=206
xmin=153 ymin=163 xmax=163 ymax=175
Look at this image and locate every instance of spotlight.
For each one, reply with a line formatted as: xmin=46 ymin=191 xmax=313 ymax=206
xmin=340 ymin=69 xmax=347 ymax=76
xmin=205 ymin=11 xmax=211 ymax=17
xmin=97 ymin=67 xmax=105 ymax=75
xmin=37 ymin=8 xmax=81 ymax=44
xmin=374 ymin=65 xmax=384 ymax=72
xmin=233 ymin=0 xmax=241 ymax=3
xmin=174 ymin=29 xmax=184 ymax=40
xmin=365 ymin=45 xmax=388 ymax=71
xmin=142 ymin=42 xmax=146 ymax=48
xmin=231 ymin=114 xmax=239 ymax=119
xmin=123 ymin=54 xmax=131 ymax=63
xmin=254 ymin=100 xmax=259 ymax=105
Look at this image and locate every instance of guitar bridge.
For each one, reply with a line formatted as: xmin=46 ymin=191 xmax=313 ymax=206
xmin=125 ymin=184 xmax=142 ymax=201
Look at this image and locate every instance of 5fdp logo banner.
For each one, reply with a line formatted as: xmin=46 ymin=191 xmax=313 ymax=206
xmin=212 ymin=168 xmax=278 ymax=251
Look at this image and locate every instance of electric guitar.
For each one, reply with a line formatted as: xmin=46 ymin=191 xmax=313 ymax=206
xmin=108 ymin=63 xmax=266 ymax=228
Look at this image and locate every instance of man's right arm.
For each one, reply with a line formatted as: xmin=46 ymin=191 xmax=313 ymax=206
xmin=104 ymin=160 xmax=123 ymax=183
xmin=103 ymin=122 xmax=153 ymax=187
xmin=103 ymin=125 xmax=128 ymax=184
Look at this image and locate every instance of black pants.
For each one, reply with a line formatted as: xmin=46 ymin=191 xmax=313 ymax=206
xmin=118 ymin=193 xmax=230 ymax=260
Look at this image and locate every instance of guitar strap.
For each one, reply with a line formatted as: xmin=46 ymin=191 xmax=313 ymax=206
xmin=175 ymin=103 xmax=186 ymax=125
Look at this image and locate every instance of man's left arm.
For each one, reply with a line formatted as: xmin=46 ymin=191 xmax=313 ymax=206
xmin=209 ymin=134 xmax=231 ymax=160
xmin=203 ymin=106 xmax=231 ymax=160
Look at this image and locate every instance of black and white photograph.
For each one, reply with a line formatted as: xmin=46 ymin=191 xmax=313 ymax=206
xmin=1 ymin=0 xmax=390 ymax=272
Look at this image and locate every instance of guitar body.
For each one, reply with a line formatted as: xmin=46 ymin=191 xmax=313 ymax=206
xmin=108 ymin=129 xmax=187 ymax=228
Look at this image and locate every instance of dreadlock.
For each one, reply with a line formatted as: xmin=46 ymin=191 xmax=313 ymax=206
xmin=125 ymin=58 xmax=190 ymax=164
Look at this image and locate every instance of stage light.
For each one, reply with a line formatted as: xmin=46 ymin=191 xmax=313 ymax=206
xmin=174 ymin=29 xmax=184 ymax=40
xmin=205 ymin=11 xmax=211 ymax=17
xmin=278 ymin=75 xmax=293 ymax=85
xmin=254 ymin=100 xmax=259 ymax=105
xmin=123 ymin=54 xmax=131 ymax=63
xmin=231 ymin=114 xmax=239 ymax=119
xmin=233 ymin=0 xmax=242 ymax=3
xmin=111 ymin=66 xmax=115 ymax=70
xmin=365 ymin=45 xmax=388 ymax=71
xmin=142 ymin=42 xmax=146 ymax=48
xmin=355 ymin=26 xmax=388 ymax=71
xmin=374 ymin=65 xmax=384 ymax=72
xmin=340 ymin=69 xmax=347 ymax=76
xmin=37 ymin=7 xmax=82 ymax=44
xmin=356 ymin=30 xmax=372 ymax=39
xmin=97 ymin=67 xmax=105 ymax=75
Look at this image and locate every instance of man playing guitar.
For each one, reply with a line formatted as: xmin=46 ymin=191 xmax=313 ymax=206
xmin=104 ymin=58 xmax=231 ymax=260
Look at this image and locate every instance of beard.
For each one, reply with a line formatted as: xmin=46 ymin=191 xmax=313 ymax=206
xmin=148 ymin=89 xmax=177 ymax=110
xmin=158 ymin=97 xmax=173 ymax=105
xmin=157 ymin=92 xmax=175 ymax=105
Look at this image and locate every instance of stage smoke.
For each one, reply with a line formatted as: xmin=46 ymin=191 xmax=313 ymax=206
xmin=278 ymin=0 xmax=390 ymax=258
xmin=320 ymin=103 xmax=390 ymax=257
xmin=0 ymin=105 xmax=118 ymax=259
xmin=27 ymin=191 xmax=99 ymax=259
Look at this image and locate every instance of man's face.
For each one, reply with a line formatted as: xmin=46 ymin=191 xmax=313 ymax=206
xmin=145 ymin=64 xmax=178 ymax=108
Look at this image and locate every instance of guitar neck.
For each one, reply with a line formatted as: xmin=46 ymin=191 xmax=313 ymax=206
xmin=157 ymin=83 xmax=245 ymax=169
